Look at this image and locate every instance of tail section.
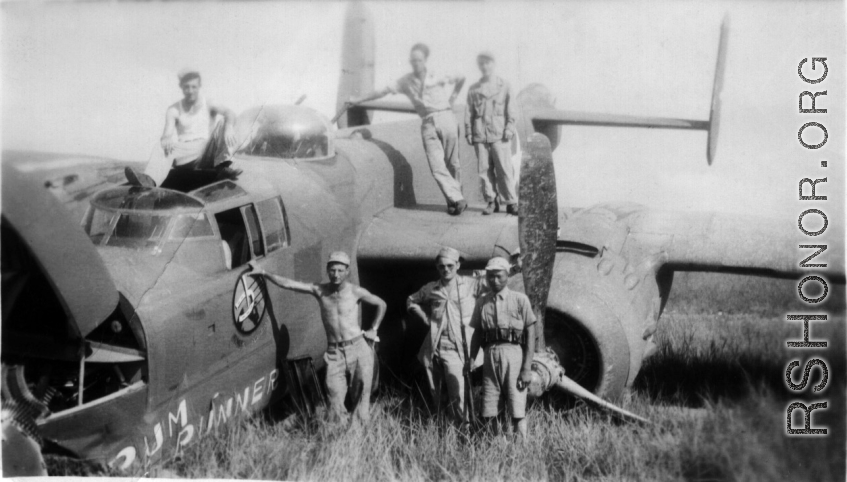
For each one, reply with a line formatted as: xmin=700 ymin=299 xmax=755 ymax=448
xmin=706 ymin=15 xmax=729 ymax=165
xmin=336 ymin=1 xmax=375 ymax=128
xmin=518 ymin=15 xmax=729 ymax=165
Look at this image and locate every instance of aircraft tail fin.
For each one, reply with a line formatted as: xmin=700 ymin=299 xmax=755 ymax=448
xmin=336 ymin=1 xmax=375 ymax=128
xmin=525 ymin=15 xmax=729 ymax=165
xmin=706 ymin=14 xmax=729 ymax=165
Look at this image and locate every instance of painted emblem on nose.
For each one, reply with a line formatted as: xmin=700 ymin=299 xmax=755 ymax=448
xmin=232 ymin=274 xmax=266 ymax=335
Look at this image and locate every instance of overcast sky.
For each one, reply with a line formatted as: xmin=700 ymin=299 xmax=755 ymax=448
xmin=2 ymin=1 xmax=844 ymax=219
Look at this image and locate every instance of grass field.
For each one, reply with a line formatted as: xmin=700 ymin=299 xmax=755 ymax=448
xmin=48 ymin=273 xmax=846 ymax=481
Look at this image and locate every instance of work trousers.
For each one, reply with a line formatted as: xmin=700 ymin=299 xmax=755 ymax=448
xmin=482 ymin=343 xmax=527 ymax=418
xmin=421 ymin=110 xmax=464 ymax=204
xmin=323 ymin=336 xmax=374 ymax=424
xmin=475 ymin=140 xmax=517 ymax=205
xmin=429 ymin=337 xmax=469 ymax=424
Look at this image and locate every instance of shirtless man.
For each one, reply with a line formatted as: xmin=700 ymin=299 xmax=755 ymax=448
xmin=248 ymin=252 xmax=386 ymax=424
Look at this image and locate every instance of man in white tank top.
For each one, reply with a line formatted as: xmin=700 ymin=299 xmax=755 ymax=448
xmin=127 ymin=69 xmax=241 ymax=191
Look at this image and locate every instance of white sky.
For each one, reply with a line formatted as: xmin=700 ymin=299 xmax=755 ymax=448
xmin=2 ymin=1 xmax=844 ymax=219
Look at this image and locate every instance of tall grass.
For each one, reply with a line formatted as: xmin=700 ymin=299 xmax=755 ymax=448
xmin=47 ymin=273 xmax=846 ymax=480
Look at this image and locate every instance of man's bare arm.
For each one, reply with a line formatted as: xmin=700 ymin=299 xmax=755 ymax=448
xmin=208 ymin=101 xmax=238 ymax=148
xmin=448 ymin=75 xmax=466 ymax=106
xmin=161 ymin=107 xmax=178 ymax=155
xmin=248 ymin=262 xmax=317 ymax=296
xmin=518 ymin=323 xmax=536 ymax=389
xmin=347 ymin=86 xmax=392 ymax=106
xmin=356 ymin=286 xmax=387 ymax=341
xmin=406 ymin=287 xmax=429 ymax=325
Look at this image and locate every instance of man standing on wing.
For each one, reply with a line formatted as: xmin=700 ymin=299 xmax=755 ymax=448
xmin=470 ymin=257 xmax=536 ymax=439
xmin=126 ymin=69 xmax=242 ymax=190
xmin=465 ymin=52 xmax=519 ymax=216
xmin=249 ymin=252 xmax=386 ymax=425
xmin=347 ymin=43 xmax=468 ymax=215
xmin=407 ymin=247 xmax=487 ymax=427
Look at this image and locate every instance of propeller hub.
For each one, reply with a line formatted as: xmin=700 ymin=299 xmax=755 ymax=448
xmin=527 ymin=348 xmax=565 ymax=399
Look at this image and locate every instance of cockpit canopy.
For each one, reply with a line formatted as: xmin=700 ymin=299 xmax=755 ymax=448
xmin=84 ymin=187 xmax=211 ymax=249
xmin=235 ymin=105 xmax=334 ymax=161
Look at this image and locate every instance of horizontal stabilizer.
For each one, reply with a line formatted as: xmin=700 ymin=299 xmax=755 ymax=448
xmin=529 ymin=108 xmax=709 ymax=131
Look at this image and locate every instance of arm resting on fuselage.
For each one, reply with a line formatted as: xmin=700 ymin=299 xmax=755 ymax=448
xmin=248 ymin=262 xmax=318 ymax=296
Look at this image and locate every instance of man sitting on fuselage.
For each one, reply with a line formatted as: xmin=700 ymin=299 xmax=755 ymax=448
xmin=126 ymin=69 xmax=242 ymax=192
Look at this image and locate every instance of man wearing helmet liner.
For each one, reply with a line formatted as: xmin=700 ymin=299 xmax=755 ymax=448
xmin=249 ymin=251 xmax=386 ymax=425
xmin=407 ymin=247 xmax=487 ymax=427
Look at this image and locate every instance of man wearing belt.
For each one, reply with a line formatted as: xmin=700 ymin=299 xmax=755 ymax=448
xmin=348 ymin=43 xmax=468 ymax=215
xmin=407 ymin=247 xmax=487 ymax=426
xmin=248 ymin=252 xmax=386 ymax=425
xmin=469 ymin=257 xmax=536 ymax=438
xmin=465 ymin=52 xmax=519 ymax=216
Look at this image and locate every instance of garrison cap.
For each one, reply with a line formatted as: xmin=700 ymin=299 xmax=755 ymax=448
xmin=477 ymin=51 xmax=495 ymax=62
xmin=177 ymin=68 xmax=201 ymax=83
xmin=435 ymin=246 xmax=462 ymax=263
xmin=485 ymin=257 xmax=511 ymax=272
xmin=327 ymin=251 xmax=351 ymax=267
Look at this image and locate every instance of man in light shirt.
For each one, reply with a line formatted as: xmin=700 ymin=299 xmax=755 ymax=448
xmin=348 ymin=44 xmax=468 ymax=215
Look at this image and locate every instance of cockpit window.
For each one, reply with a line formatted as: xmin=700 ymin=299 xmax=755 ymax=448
xmin=170 ymin=213 xmax=214 ymax=239
xmin=93 ymin=186 xmax=203 ymax=211
xmin=85 ymin=187 xmax=206 ymax=249
xmin=235 ymin=105 xmax=334 ymax=161
xmin=88 ymin=211 xmax=171 ymax=248
xmin=191 ymin=181 xmax=247 ymax=204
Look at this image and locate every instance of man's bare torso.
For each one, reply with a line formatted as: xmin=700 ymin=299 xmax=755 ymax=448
xmin=314 ymin=282 xmax=363 ymax=343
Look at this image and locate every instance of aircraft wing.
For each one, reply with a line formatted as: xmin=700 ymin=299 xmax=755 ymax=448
xmin=560 ymin=205 xmax=845 ymax=281
xmin=632 ymin=210 xmax=844 ymax=280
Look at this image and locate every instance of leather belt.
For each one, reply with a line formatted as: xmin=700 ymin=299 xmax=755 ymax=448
xmin=327 ymin=333 xmax=363 ymax=348
xmin=482 ymin=328 xmax=525 ymax=346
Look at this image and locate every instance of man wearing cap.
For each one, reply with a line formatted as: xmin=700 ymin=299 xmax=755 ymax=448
xmin=469 ymin=256 xmax=536 ymax=438
xmin=248 ymin=251 xmax=387 ymax=425
xmin=406 ymin=247 xmax=487 ymax=426
xmin=465 ymin=52 xmax=519 ymax=216
xmin=347 ymin=43 xmax=468 ymax=215
xmin=126 ymin=69 xmax=241 ymax=190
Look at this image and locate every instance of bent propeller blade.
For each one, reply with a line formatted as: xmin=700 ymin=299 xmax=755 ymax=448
xmin=518 ymin=132 xmax=558 ymax=351
xmin=554 ymin=375 xmax=651 ymax=425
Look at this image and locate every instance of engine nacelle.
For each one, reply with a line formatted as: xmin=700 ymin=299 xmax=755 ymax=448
xmin=542 ymin=206 xmax=668 ymax=399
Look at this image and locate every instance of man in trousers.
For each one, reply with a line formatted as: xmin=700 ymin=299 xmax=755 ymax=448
xmin=465 ymin=52 xmax=519 ymax=216
xmin=407 ymin=247 xmax=487 ymax=426
xmin=249 ymin=252 xmax=386 ymax=425
xmin=470 ymin=257 xmax=536 ymax=438
xmin=348 ymin=43 xmax=468 ymax=215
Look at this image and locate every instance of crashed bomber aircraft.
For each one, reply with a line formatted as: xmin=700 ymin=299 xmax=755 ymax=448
xmin=2 ymin=2 xmax=844 ymax=473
